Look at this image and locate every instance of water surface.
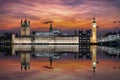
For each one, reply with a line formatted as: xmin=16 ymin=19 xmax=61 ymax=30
xmin=0 ymin=45 xmax=120 ymax=80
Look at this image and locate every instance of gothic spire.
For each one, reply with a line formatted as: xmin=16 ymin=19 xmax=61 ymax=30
xmin=93 ymin=17 xmax=96 ymax=23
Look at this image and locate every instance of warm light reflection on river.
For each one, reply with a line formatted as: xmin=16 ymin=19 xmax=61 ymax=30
xmin=0 ymin=45 xmax=120 ymax=80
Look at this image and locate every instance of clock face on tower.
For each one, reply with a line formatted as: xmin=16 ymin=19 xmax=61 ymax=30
xmin=93 ymin=24 xmax=96 ymax=28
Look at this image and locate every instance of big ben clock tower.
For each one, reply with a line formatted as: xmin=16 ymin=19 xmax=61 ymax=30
xmin=91 ymin=17 xmax=97 ymax=43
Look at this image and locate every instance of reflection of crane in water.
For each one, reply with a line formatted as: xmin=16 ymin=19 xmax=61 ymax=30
xmin=43 ymin=21 xmax=54 ymax=32
xmin=32 ymin=52 xmax=61 ymax=69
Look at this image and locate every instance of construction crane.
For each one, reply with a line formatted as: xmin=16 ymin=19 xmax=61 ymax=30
xmin=43 ymin=21 xmax=54 ymax=32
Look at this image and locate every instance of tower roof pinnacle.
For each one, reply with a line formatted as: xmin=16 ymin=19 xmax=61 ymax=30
xmin=93 ymin=17 xmax=96 ymax=23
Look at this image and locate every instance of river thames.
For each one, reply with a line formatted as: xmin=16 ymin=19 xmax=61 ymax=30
xmin=0 ymin=45 xmax=120 ymax=80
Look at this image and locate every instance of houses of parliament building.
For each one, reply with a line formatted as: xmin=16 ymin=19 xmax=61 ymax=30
xmin=12 ymin=18 xmax=97 ymax=44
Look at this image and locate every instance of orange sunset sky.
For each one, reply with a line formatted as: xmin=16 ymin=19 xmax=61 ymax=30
xmin=0 ymin=0 xmax=120 ymax=32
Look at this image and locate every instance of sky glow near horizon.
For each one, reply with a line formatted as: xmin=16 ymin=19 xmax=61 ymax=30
xmin=0 ymin=0 xmax=120 ymax=31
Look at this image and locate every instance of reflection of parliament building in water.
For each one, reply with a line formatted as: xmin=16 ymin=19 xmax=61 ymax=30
xmin=98 ymin=46 xmax=120 ymax=58
xmin=12 ymin=17 xmax=97 ymax=44
xmin=11 ymin=45 xmax=97 ymax=72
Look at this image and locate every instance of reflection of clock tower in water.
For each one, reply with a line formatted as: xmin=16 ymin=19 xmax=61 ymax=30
xmin=91 ymin=17 xmax=97 ymax=43
xmin=21 ymin=52 xmax=30 ymax=71
xmin=91 ymin=46 xmax=97 ymax=73
xmin=20 ymin=19 xmax=30 ymax=71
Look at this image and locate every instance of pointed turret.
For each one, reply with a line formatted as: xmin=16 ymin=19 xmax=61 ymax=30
xmin=49 ymin=22 xmax=53 ymax=32
xmin=21 ymin=19 xmax=23 ymax=24
xmin=24 ymin=19 xmax=27 ymax=24
xmin=28 ymin=20 xmax=30 ymax=25
xmin=93 ymin=17 xmax=96 ymax=23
